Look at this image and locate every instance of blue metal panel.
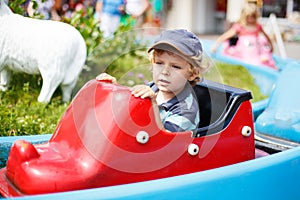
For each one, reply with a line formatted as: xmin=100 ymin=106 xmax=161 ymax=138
xmin=0 ymin=134 xmax=51 ymax=168
xmin=8 ymin=146 xmax=300 ymax=200
xmin=255 ymin=62 xmax=300 ymax=142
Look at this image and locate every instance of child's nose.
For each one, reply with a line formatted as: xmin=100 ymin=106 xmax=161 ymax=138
xmin=161 ymin=65 xmax=170 ymax=75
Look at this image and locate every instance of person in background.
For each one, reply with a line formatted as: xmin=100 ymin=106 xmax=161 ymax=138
xmin=97 ymin=29 xmax=209 ymax=132
xmin=150 ymin=0 xmax=172 ymax=27
xmin=94 ymin=0 xmax=125 ymax=37
xmin=211 ymin=3 xmax=273 ymax=53
xmin=210 ymin=3 xmax=277 ymax=69
xmin=124 ymin=0 xmax=150 ymax=28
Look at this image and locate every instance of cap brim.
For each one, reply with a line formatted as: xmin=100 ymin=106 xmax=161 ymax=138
xmin=147 ymin=41 xmax=203 ymax=69
xmin=147 ymin=41 xmax=188 ymax=56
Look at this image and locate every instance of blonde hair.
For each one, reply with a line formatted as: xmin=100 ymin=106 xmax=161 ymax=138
xmin=238 ymin=3 xmax=260 ymax=26
xmin=247 ymin=0 xmax=263 ymax=7
xmin=149 ymin=49 xmax=201 ymax=86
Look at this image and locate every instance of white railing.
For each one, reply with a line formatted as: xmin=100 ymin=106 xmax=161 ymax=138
xmin=265 ymin=13 xmax=287 ymax=59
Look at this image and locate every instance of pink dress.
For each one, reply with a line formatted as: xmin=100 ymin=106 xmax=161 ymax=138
xmin=222 ymin=23 xmax=277 ymax=69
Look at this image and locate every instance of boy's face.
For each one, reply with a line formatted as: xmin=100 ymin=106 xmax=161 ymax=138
xmin=152 ymin=51 xmax=199 ymax=96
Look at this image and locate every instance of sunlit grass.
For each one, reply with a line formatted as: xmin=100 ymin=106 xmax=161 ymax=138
xmin=0 ymin=73 xmax=68 ymax=136
xmin=204 ymin=61 xmax=267 ymax=102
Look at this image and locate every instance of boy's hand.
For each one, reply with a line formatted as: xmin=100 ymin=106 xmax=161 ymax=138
xmin=96 ymin=73 xmax=117 ymax=84
xmin=132 ymin=85 xmax=163 ymax=131
xmin=131 ymin=85 xmax=156 ymax=99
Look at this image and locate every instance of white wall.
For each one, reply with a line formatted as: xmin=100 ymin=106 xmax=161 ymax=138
xmin=192 ymin=0 xmax=216 ymax=34
xmin=165 ymin=0 xmax=225 ymax=34
xmin=166 ymin=0 xmax=193 ymax=31
xmin=226 ymin=0 xmax=246 ymax=23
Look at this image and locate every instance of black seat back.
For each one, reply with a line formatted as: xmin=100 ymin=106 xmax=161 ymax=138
xmin=193 ymin=79 xmax=252 ymax=137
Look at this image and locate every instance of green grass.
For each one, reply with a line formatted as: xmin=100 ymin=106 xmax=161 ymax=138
xmin=0 ymin=73 xmax=68 ymax=136
xmin=204 ymin=61 xmax=267 ymax=102
xmin=0 ymin=60 xmax=266 ymax=136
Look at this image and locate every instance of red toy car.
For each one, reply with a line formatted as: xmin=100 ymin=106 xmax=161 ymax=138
xmin=0 ymin=79 xmax=255 ymax=197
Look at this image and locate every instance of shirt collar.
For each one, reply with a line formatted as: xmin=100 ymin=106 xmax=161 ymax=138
xmin=149 ymin=82 xmax=192 ymax=110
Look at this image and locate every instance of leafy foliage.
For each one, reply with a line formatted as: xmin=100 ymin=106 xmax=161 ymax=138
xmin=62 ymin=7 xmax=103 ymax=59
xmin=7 ymin=0 xmax=27 ymax=15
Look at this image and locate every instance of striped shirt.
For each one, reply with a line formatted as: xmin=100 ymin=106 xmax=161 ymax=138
xmin=149 ymin=82 xmax=199 ymax=132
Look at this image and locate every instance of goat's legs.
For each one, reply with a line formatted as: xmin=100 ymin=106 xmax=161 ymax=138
xmin=38 ymin=75 xmax=62 ymax=103
xmin=0 ymin=69 xmax=11 ymax=91
xmin=61 ymin=80 xmax=77 ymax=103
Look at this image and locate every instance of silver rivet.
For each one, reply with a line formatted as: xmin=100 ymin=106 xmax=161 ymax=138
xmin=241 ymin=126 xmax=252 ymax=137
xmin=188 ymin=143 xmax=199 ymax=156
xmin=136 ymin=131 xmax=149 ymax=144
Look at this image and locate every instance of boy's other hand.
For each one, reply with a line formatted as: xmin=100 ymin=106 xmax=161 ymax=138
xmin=131 ymin=85 xmax=156 ymax=99
xmin=96 ymin=73 xmax=117 ymax=84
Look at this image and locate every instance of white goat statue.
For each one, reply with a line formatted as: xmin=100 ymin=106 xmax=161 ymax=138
xmin=0 ymin=0 xmax=87 ymax=103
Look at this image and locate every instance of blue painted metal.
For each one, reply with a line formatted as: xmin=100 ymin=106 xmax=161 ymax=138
xmin=252 ymin=98 xmax=269 ymax=120
xmin=255 ymin=62 xmax=300 ymax=142
xmin=1 ymin=143 xmax=299 ymax=200
xmin=0 ymin=135 xmax=51 ymax=168
xmin=0 ymin=134 xmax=51 ymax=144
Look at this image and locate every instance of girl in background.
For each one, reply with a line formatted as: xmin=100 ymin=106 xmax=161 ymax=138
xmin=211 ymin=3 xmax=277 ymax=69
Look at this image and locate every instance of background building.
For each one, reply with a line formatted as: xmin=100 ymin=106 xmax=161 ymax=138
xmin=165 ymin=0 xmax=300 ymax=35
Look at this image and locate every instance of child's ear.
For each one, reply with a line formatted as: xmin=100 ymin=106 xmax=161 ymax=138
xmin=188 ymin=68 xmax=200 ymax=81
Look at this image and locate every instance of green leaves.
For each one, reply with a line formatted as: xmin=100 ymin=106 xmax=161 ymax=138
xmin=7 ymin=0 xmax=27 ymax=15
xmin=63 ymin=7 xmax=103 ymax=58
